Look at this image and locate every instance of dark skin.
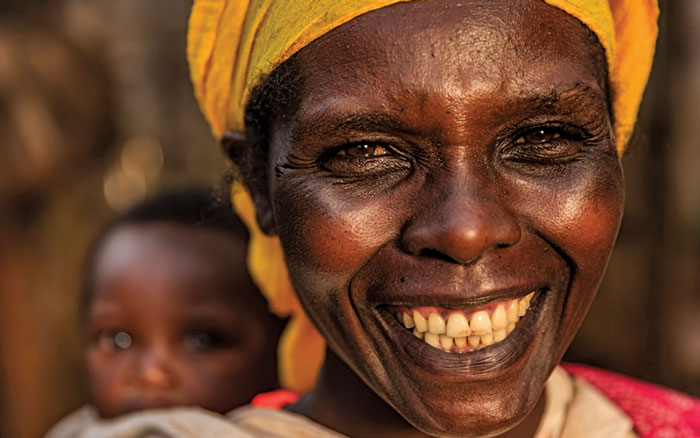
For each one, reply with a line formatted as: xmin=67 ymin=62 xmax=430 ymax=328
xmin=226 ymin=0 xmax=622 ymax=436
xmin=85 ymin=223 xmax=280 ymax=418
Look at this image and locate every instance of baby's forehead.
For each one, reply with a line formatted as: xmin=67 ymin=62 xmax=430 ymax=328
xmin=89 ymin=222 xmax=259 ymax=306
xmin=96 ymin=222 xmax=245 ymax=268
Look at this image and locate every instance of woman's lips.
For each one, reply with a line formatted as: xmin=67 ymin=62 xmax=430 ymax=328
xmin=374 ymin=289 xmax=547 ymax=377
xmin=392 ymin=292 xmax=535 ymax=352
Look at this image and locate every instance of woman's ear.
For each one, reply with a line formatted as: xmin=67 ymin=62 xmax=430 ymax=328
xmin=252 ymin=190 xmax=276 ymax=235
xmin=221 ymin=131 xmax=248 ymax=166
xmin=220 ymin=131 xmax=277 ymax=236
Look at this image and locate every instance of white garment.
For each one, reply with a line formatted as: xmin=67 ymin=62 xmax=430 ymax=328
xmin=45 ymin=367 xmax=636 ymax=438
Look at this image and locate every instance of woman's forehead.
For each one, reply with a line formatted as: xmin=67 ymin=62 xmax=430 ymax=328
xmin=292 ymin=0 xmax=607 ymax=118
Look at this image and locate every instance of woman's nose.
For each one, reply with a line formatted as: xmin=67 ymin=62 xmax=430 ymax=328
xmin=401 ymin=182 xmax=521 ymax=265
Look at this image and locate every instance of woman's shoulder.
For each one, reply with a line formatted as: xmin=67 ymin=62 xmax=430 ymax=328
xmin=562 ymin=363 xmax=700 ymax=438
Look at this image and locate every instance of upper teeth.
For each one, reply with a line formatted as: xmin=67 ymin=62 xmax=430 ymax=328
xmin=396 ymin=292 xmax=535 ymax=352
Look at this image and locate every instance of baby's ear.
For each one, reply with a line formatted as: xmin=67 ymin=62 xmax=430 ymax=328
xmin=221 ymin=131 xmax=277 ymax=236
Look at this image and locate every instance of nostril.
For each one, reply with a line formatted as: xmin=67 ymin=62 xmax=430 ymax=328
xmin=418 ymin=248 xmax=462 ymax=264
xmin=401 ymin=188 xmax=522 ymax=265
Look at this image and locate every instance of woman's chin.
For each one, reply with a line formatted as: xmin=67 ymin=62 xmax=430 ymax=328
xmin=360 ymin=287 xmax=561 ymax=438
xmin=394 ymin=387 xmax=539 ymax=438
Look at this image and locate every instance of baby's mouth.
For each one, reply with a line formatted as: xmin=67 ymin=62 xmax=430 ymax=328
xmin=391 ymin=292 xmax=535 ymax=352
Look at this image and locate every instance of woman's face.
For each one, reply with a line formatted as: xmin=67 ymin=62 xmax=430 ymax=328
xmin=257 ymin=0 xmax=622 ymax=436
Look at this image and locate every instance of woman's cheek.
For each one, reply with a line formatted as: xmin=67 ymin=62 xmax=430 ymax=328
xmin=553 ymin=172 xmax=623 ymax=271
xmin=514 ymin=165 xmax=624 ymax=318
xmin=274 ymin=181 xmax=403 ymax=279
xmin=509 ymin=157 xmax=623 ymax=261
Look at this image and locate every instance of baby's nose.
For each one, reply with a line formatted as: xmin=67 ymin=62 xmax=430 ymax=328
xmin=134 ymin=348 xmax=178 ymax=390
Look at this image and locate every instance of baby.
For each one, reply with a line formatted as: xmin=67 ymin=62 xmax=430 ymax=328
xmin=48 ymin=188 xmax=284 ymax=435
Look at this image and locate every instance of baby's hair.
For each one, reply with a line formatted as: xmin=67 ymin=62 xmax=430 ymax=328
xmin=79 ymin=187 xmax=248 ymax=317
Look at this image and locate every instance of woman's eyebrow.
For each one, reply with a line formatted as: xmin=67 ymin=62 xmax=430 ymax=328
xmin=292 ymin=83 xmax=607 ymax=140
xmin=514 ymin=82 xmax=607 ymax=110
xmin=293 ymin=111 xmax=416 ymax=139
xmin=336 ymin=112 xmax=411 ymax=132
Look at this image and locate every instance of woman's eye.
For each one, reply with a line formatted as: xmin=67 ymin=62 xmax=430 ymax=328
xmin=98 ymin=330 xmax=133 ymax=351
xmin=515 ymin=128 xmax=562 ymax=145
xmin=336 ymin=144 xmax=390 ymax=159
xmin=183 ymin=331 xmax=225 ymax=352
xmin=321 ymin=141 xmax=411 ymax=180
xmin=504 ymin=126 xmax=585 ymax=165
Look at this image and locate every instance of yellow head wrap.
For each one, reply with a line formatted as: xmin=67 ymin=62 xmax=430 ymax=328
xmin=187 ymin=0 xmax=659 ymax=392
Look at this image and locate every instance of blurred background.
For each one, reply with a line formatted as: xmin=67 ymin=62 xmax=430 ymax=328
xmin=0 ymin=0 xmax=697 ymax=436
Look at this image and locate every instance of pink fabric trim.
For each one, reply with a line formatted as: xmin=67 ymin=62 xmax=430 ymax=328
xmin=248 ymin=365 xmax=700 ymax=437
xmin=562 ymin=363 xmax=700 ymax=438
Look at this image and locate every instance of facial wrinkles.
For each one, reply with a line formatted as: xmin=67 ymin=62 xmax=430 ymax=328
xmin=265 ymin=1 xmax=622 ymax=437
xmin=273 ymin=143 xmax=408 ymax=279
xmin=382 ymin=2 xmax=521 ymax=94
xmin=297 ymin=57 xmax=608 ymax=175
xmin=287 ymin=0 xmax=606 ymax=345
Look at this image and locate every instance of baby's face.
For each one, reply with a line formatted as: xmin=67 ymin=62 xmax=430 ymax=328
xmin=84 ymin=223 xmax=278 ymax=418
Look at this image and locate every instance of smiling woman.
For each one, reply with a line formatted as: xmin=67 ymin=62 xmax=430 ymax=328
xmin=185 ymin=0 xmax=698 ymax=437
xmin=230 ymin=2 xmax=625 ymax=436
xmin=47 ymin=0 xmax=700 ymax=437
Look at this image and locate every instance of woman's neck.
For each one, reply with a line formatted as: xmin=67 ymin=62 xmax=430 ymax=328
xmin=287 ymin=349 xmax=546 ymax=438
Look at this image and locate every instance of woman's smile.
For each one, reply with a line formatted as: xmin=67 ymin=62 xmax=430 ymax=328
xmin=346 ymin=228 xmax=573 ymax=386
xmin=389 ymin=292 xmax=538 ymax=353
xmin=379 ymin=291 xmax=544 ymax=367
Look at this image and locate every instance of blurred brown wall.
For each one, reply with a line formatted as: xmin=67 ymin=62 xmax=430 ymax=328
xmin=0 ymin=2 xmax=220 ymax=437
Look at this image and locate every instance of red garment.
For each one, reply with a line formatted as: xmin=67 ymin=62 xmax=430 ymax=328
xmin=250 ymin=389 xmax=300 ymax=410
xmin=563 ymin=364 xmax=700 ymax=438
xmin=251 ymin=365 xmax=700 ymax=437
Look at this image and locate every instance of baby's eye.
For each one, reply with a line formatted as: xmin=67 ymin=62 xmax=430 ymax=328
xmin=336 ymin=143 xmax=390 ymax=159
xmin=183 ymin=330 xmax=225 ymax=352
xmin=98 ymin=330 xmax=133 ymax=351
